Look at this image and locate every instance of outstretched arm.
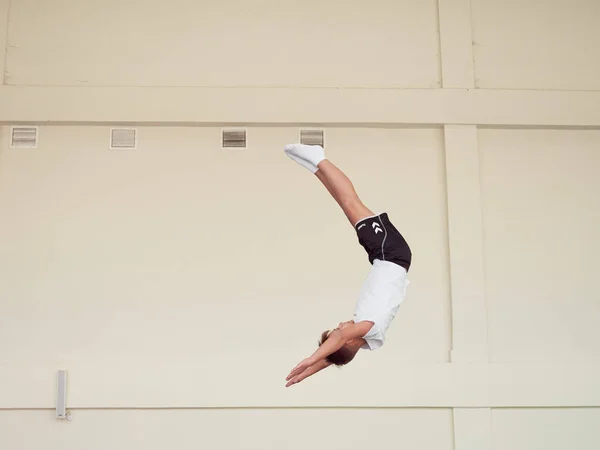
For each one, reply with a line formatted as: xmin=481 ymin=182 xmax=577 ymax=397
xmin=286 ymin=359 xmax=332 ymax=387
xmin=286 ymin=321 xmax=373 ymax=381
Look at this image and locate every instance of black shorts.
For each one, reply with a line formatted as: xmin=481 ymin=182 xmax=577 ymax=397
xmin=355 ymin=213 xmax=412 ymax=271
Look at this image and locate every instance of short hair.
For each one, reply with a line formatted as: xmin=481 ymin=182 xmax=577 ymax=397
xmin=318 ymin=330 xmax=357 ymax=366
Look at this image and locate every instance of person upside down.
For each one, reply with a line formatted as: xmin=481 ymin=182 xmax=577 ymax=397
xmin=283 ymin=143 xmax=412 ymax=387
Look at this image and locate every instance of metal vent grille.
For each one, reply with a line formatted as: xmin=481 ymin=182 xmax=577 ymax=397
xmin=11 ymin=126 xmax=38 ymax=148
xmin=110 ymin=128 xmax=137 ymax=149
xmin=222 ymin=129 xmax=247 ymax=149
xmin=300 ymin=129 xmax=324 ymax=147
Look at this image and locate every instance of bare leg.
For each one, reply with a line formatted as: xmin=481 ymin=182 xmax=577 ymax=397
xmin=315 ymin=160 xmax=374 ymax=226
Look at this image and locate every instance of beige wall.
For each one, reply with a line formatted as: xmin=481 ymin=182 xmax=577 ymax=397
xmin=472 ymin=0 xmax=600 ymax=90
xmin=0 ymin=409 xmax=456 ymax=450
xmin=0 ymin=126 xmax=452 ymax=409
xmin=4 ymin=0 xmax=441 ymax=88
xmin=1 ymin=0 xmax=599 ymax=449
xmin=480 ymin=129 xmax=600 ymax=363
xmin=492 ymin=408 xmax=600 ymax=450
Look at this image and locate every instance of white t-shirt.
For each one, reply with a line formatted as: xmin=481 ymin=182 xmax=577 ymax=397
xmin=353 ymin=259 xmax=409 ymax=350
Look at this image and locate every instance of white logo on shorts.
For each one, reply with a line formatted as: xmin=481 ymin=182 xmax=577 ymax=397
xmin=358 ymin=223 xmax=366 ymax=231
xmin=372 ymin=222 xmax=383 ymax=234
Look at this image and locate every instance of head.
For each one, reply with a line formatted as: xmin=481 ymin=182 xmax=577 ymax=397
xmin=318 ymin=321 xmax=359 ymax=366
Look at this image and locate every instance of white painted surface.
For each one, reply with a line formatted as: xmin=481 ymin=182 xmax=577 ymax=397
xmin=453 ymin=408 xmax=492 ymax=450
xmin=472 ymin=0 xmax=600 ymax=90
xmin=444 ymin=125 xmax=487 ymax=363
xmin=438 ymin=0 xmax=475 ymax=88
xmin=0 ymin=408 xmax=455 ymax=450
xmin=2 ymin=87 xmax=600 ymax=126
xmin=4 ymin=0 xmax=440 ymax=88
xmin=492 ymin=408 xmax=600 ymax=450
xmin=1 ymin=0 xmax=600 ymax=449
xmin=480 ymin=129 xmax=600 ymax=363
xmin=0 ymin=0 xmax=9 ymax=85
xmin=0 ymin=126 xmax=451 ymax=409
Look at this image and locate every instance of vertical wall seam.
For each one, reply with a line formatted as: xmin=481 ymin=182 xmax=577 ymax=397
xmin=1 ymin=0 xmax=12 ymax=85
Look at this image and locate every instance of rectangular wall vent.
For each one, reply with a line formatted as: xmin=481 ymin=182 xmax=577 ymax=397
xmin=11 ymin=126 xmax=38 ymax=148
xmin=110 ymin=128 xmax=137 ymax=150
xmin=222 ymin=129 xmax=247 ymax=149
xmin=300 ymin=129 xmax=324 ymax=147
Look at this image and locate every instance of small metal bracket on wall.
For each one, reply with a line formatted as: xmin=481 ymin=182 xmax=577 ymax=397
xmin=56 ymin=370 xmax=72 ymax=421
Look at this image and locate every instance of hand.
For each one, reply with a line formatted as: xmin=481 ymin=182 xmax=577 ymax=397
xmin=284 ymin=359 xmax=331 ymax=387
xmin=286 ymin=374 xmax=304 ymax=388
xmin=286 ymin=358 xmax=312 ymax=382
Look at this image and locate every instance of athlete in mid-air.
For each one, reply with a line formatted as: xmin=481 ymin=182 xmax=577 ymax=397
xmin=283 ymin=143 xmax=412 ymax=387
